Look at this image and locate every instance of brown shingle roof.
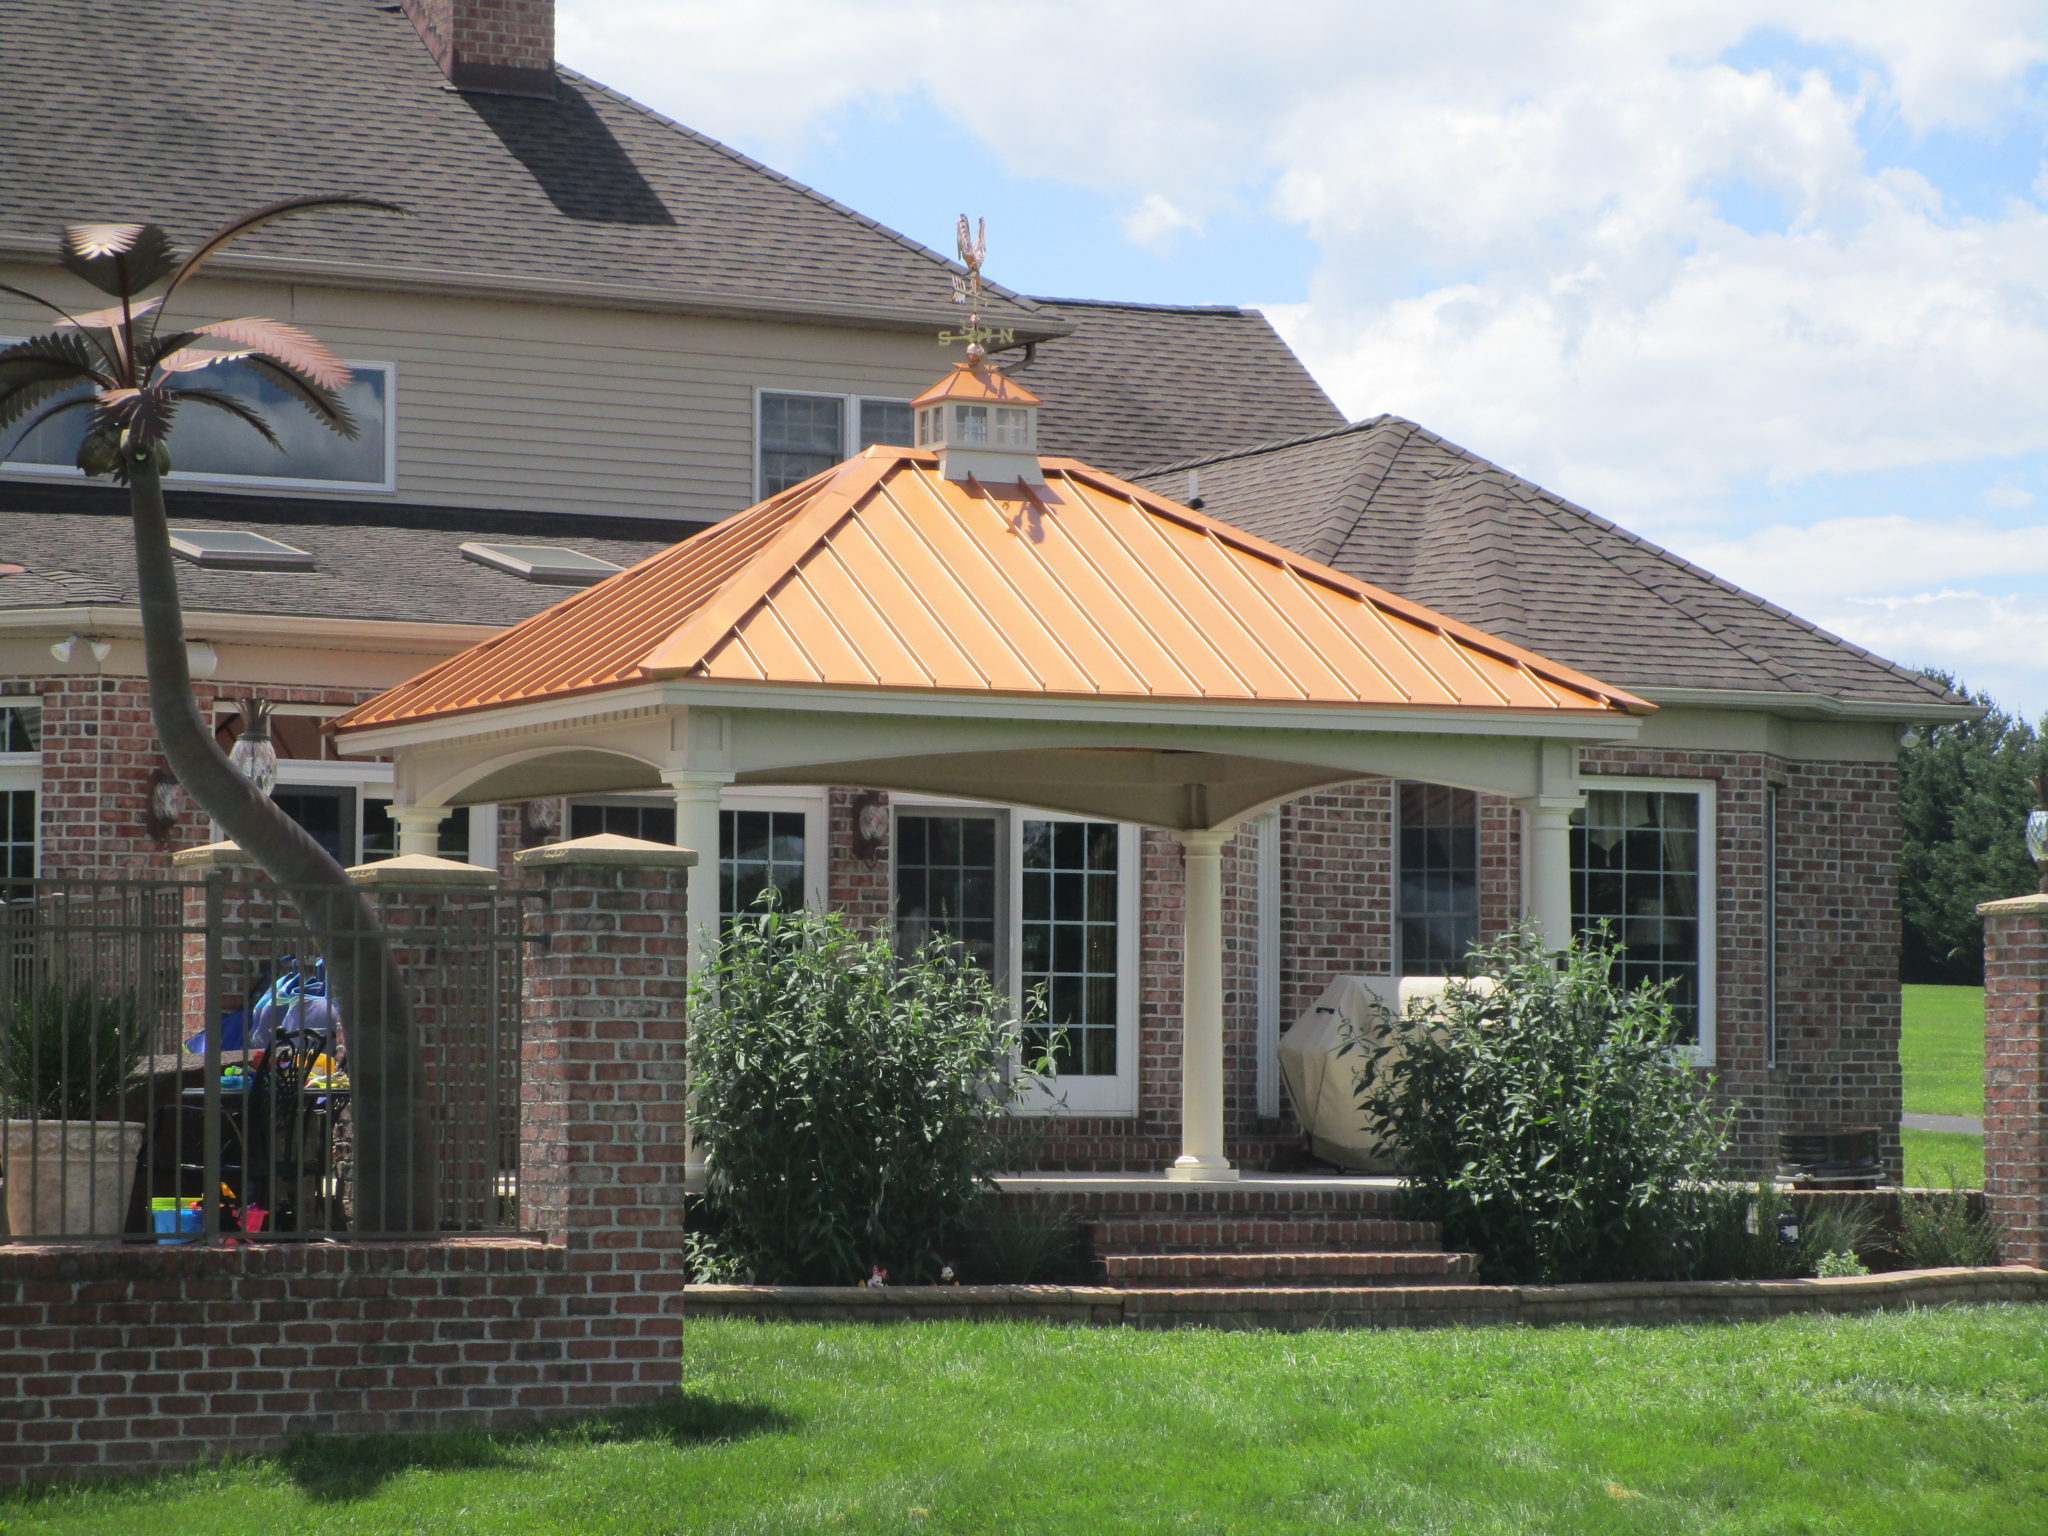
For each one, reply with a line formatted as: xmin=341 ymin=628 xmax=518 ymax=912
xmin=1136 ymin=418 xmax=1961 ymax=711
xmin=1017 ymin=300 xmax=1345 ymax=476
xmin=0 ymin=0 xmax=1054 ymax=335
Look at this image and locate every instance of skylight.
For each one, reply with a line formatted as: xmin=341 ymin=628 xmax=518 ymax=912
xmin=460 ymin=542 xmax=623 ymax=587
xmin=167 ymin=529 xmax=316 ymax=571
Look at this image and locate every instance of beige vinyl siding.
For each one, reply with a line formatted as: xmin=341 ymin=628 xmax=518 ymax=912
xmin=0 ymin=263 xmax=953 ymax=523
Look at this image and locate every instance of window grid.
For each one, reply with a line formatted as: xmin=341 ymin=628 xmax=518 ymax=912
xmin=1396 ymin=782 xmax=1479 ymax=975
xmin=1019 ymin=820 xmax=1120 ymax=1077
xmin=0 ymin=704 xmax=40 ymax=752
xmin=722 ymin=809 xmax=806 ymax=920
xmin=1569 ymin=788 xmax=1702 ymax=1042
xmin=858 ymin=399 xmax=913 ymax=450
xmin=0 ymin=789 xmax=36 ymax=881
xmin=893 ymin=814 xmax=1000 ymax=978
xmin=758 ymin=393 xmax=844 ymax=494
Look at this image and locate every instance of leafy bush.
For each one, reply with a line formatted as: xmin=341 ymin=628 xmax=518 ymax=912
xmin=1688 ymin=1181 xmax=1802 ymax=1280
xmin=1815 ymin=1248 xmax=1870 ymax=1278
xmin=1349 ymin=927 xmax=1730 ymax=1283
xmin=689 ymin=901 xmax=1031 ymax=1285
xmin=1795 ymin=1200 xmax=1882 ymax=1275
xmin=0 ymin=980 xmax=146 ymax=1120
xmin=1897 ymin=1173 xmax=2001 ymax=1269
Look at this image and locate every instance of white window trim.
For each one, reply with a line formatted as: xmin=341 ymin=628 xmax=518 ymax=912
xmin=1576 ymin=774 xmax=1718 ymax=1066
xmin=0 ymin=752 xmax=40 ymax=877
xmin=891 ymin=797 xmax=1142 ymax=1118
xmin=722 ymin=786 xmax=828 ymax=910
xmin=751 ymin=386 xmax=913 ymax=503
xmin=0 ymin=357 xmax=397 ymax=494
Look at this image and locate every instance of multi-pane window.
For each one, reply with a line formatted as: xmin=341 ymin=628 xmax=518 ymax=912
xmin=272 ymin=786 xmax=357 ymax=866
xmin=1396 ymin=783 xmax=1479 ymax=975
xmin=1019 ymin=819 xmax=1121 ymax=1076
xmin=723 ymin=810 xmax=806 ymax=920
xmin=893 ymin=813 xmax=1000 ymax=975
xmin=0 ymin=704 xmax=40 ymax=752
xmin=759 ymin=392 xmax=913 ymax=495
xmin=0 ymin=789 xmax=36 ymax=881
xmin=567 ymin=799 xmax=812 ymax=922
xmin=569 ymin=799 xmax=674 ymax=844
xmin=758 ymin=393 xmax=844 ymax=495
xmin=4 ymin=360 xmax=391 ymax=487
xmin=858 ymin=399 xmax=913 ymax=450
xmin=1570 ymin=786 xmax=1706 ymax=1044
xmin=361 ymin=800 xmax=472 ymax=863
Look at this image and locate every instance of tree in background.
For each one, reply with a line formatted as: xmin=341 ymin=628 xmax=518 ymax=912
xmin=1898 ymin=670 xmax=2045 ymax=984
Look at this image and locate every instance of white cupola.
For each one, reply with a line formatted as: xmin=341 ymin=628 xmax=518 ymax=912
xmin=911 ymin=361 xmax=1045 ymax=486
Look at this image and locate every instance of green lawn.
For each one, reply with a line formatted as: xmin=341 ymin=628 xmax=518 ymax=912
xmin=1900 ymin=984 xmax=1986 ymax=1119
xmin=8 ymin=1313 xmax=2048 ymax=1535
xmin=1899 ymin=984 xmax=1985 ymax=1189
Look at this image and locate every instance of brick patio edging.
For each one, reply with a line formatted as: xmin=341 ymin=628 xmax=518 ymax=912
xmin=686 ymin=1265 xmax=2048 ymax=1331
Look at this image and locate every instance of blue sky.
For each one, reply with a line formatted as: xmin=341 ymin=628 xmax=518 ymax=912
xmin=564 ymin=1 xmax=2048 ymax=720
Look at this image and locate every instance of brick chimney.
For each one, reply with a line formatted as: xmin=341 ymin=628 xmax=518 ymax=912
xmin=403 ymin=0 xmax=555 ymax=98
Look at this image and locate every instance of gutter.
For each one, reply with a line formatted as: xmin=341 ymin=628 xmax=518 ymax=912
xmin=0 ymin=604 xmax=499 ymax=653
xmin=1634 ymin=685 xmax=1981 ymax=725
xmin=0 ymin=237 xmax=1077 ymax=342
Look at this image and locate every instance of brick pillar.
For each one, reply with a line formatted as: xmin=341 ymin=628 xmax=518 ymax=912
xmin=516 ymin=834 xmax=696 ymax=1405
xmin=1982 ymin=892 xmax=2048 ymax=1267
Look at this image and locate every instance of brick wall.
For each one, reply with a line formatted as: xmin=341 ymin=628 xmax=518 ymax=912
xmin=0 ymin=837 xmax=694 ymax=1486
xmin=1982 ymin=894 xmax=2048 ymax=1265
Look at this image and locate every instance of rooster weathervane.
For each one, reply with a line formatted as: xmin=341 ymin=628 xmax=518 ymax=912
xmin=937 ymin=214 xmax=1015 ymax=359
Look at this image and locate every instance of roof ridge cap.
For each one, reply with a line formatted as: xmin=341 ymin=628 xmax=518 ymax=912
xmin=1132 ymin=417 xmax=1401 ymax=479
xmin=635 ymin=455 xmax=899 ymax=676
xmin=1028 ymin=296 xmax=1251 ymax=316
xmin=562 ymin=70 xmax=1059 ymax=327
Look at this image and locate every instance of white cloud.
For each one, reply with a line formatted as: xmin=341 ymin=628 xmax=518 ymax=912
xmin=1988 ymin=476 xmax=2036 ymax=509
xmin=1681 ymin=515 xmax=2048 ymax=603
xmin=1120 ymin=193 xmax=1200 ymax=251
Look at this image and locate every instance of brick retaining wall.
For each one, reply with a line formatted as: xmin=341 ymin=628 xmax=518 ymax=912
xmin=689 ymin=1265 xmax=2048 ymax=1332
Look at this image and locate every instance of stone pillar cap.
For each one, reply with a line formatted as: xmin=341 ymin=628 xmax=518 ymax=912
xmin=1978 ymin=892 xmax=2048 ymax=916
xmin=515 ymin=833 xmax=700 ymax=870
xmin=347 ymin=853 xmax=500 ymax=889
xmin=170 ymin=840 xmax=260 ymax=870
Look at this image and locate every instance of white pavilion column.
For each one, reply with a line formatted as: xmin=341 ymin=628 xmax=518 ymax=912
xmin=1168 ymin=828 xmax=1239 ymax=1182
xmin=661 ymin=769 xmax=733 ymax=975
xmin=1518 ymin=794 xmax=1585 ymax=951
xmin=392 ymin=804 xmax=449 ymax=859
xmin=662 ymin=768 xmax=732 ymax=1191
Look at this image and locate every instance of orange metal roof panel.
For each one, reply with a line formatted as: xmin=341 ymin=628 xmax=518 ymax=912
xmin=909 ymin=361 xmax=1042 ymax=409
xmin=336 ymin=446 xmax=1652 ymax=735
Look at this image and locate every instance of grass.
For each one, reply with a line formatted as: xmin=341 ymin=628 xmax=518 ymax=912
xmin=1900 ymin=984 xmax=1985 ymax=1188
xmin=1899 ymin=984 xmax=1985 ymax=1119
xmin=6 ymin=1313 xmax=2048 ymax=1535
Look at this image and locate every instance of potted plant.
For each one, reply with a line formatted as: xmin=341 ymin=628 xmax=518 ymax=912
xmin=1 ymin=981 xmax=149 ymax=1238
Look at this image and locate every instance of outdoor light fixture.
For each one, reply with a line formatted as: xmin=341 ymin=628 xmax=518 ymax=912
xmin=2028 ymin=771 xmax=2048 ymax=894
xmin=49 ymin=633 xmax=112 ymax=665
xmin=850 ymin=790 xmax=890 ymax=864
xmin=228 ymin=697 xmax=278 ymax=797
xmin=144 ymin=766 xmax=183 ymax=846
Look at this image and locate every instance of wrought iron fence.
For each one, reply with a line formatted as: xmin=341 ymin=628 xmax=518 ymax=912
xmin=0 ymin=874 xmax=530 ymax=1244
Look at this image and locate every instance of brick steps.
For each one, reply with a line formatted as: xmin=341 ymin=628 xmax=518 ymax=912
xmin=1089 ymin=1215 xmax=1439 ymax=1255
xmin=1104 ymin=1250 xmax=1478 ymax=1286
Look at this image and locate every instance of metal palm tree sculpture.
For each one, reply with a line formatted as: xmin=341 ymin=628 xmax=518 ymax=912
xmin=0 ymin=196 xmax=438 ymax=1232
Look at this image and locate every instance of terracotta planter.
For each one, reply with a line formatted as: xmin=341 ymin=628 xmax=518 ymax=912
xmin=2 ymin=1119 xmax=145 ymax=1238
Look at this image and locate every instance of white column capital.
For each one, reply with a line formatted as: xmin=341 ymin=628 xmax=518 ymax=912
xmin=660 ymin=767 xmax=736 ymax=796
xmin=1172 ymin=827 xmax=1235 ymax=854
xmin=1516 ymin=793 xmax=1586 ymax=820
xmin=391 ymin=803 xmax=450 ymax=859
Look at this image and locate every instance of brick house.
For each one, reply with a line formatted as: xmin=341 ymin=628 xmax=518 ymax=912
xmin=0 ymin=0 xmax=1967 ymax=1179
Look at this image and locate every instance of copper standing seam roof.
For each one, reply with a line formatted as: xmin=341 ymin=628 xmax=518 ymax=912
xmin=333 ymin=447 xmax=1653 ymax=734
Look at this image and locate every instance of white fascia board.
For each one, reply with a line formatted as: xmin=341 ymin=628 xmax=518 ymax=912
xmin=335 ymin=678 xmax=1647 ymax=756
xmin=645 ymin=680 xmax=1648 ymax=739
xmin=0 ymin=604 xmax=500 ymax=653
xmin=1635 ymin=685 xmax=1980 ymax=724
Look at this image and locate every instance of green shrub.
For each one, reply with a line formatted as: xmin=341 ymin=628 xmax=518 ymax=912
xmin=689 ymin=901 xmax=1031 ymax=1285
xmin=0 ymin=980 xmax=146 ymax=1120
xmin=1815 ymin=1248 xmax=1870 ymax=1278
xmin=1688 ymin=1181 xmax=1803 ymax=1280
xmin=956 ymin=1199 xmax=1087 ymax=1284
xmin=1897 ymin=1172 xmax=2000 ymax=1269
xmin=1795 ymin=1200 xmax=1882 ymax=1274
xmin=1349 ymin=927 xmax=1730 ymax=1283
